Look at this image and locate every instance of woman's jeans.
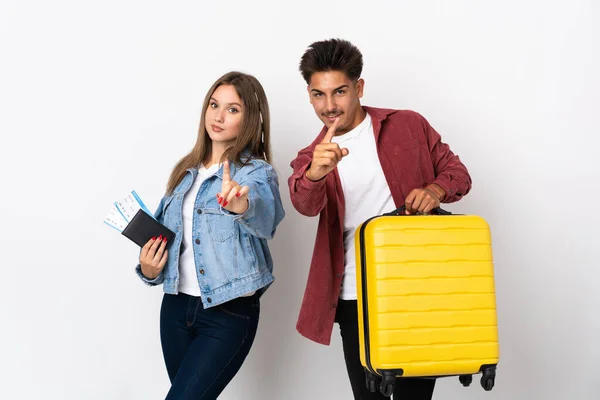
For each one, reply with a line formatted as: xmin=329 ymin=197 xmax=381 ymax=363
xmin=160 ymin=292 xmax=260 ymax=399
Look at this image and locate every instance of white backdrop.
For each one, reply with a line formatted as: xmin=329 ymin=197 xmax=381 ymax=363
xmin=1 ymin=0 xmax=599 ymax=399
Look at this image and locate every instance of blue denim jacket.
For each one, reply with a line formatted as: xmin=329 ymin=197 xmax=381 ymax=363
xmin=135 ymin=158 xmax=285 ymax=309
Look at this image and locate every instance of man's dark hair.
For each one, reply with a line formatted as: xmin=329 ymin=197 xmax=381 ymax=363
xmin=299 ymin=38 xmax=363 ymax=84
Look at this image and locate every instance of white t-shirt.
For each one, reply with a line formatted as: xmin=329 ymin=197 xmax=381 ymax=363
xmin=331 ymin=113 xmax=396 ymax=300
xmin=178 ymin=163 xmax=220 ymax=296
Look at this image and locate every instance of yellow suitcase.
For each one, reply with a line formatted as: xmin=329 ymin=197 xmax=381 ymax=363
xmin=356 ymin=206 xmax=499 ymax=396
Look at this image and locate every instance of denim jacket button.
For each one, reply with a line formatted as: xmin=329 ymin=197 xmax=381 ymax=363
xmin=199 ymin=269 xmax=205 ymax=275
xmin=195 ymin=239 xmax=200 ymax=244
xmin=207 ymin=297 xmax=212 ymax=303
xmin=197 ymin=209 xmax=202 ymax=214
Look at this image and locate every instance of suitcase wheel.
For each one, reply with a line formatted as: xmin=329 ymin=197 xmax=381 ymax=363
xmin=379 ymin=371 xmax=396 ymax=397
xmin=459 ymin=374 xmax=473 ymax=387
xmin=480 ymin=367 xmax=496 ymax=391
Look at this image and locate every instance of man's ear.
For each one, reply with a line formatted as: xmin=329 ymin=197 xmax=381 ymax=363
xmin=356 ymin=78 xmax=365 ymax=99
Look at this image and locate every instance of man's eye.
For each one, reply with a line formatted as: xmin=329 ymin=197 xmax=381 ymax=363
xmin=336 ymin=90 xmax=345 ymax=95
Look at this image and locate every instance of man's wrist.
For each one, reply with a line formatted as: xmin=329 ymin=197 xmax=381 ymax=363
xmin=426 ymin=184 xmax=445 ymax=201
xmin=305 ymin=169 xmax=319 ymax=182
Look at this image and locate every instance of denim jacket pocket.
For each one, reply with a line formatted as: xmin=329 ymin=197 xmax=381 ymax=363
xmin=206 ymin=213 xmax=236 ymax=242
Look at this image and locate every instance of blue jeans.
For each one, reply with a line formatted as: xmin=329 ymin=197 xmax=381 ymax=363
xmin=160 ymin=292 xmax=260 ymax=399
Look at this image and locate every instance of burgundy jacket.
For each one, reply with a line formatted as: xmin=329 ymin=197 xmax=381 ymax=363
xmin=288 ymin=106 xmax=472 ymax=345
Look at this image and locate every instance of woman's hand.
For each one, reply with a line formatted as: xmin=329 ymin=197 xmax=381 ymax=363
xmin=140 ymin=235 xmax=168 ymax=279
xmin=217 ymin=160 xmax=250 ymax=215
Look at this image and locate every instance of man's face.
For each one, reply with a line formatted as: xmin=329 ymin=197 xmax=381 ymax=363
xmin=307 ymin=71 xmax=364 ymax=135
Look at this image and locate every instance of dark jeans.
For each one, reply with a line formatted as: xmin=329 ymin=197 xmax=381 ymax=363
xmin=335 ymin=300 xmax=436 ymax=400
xmin=160 ymin=292 xmax=260 ymax=399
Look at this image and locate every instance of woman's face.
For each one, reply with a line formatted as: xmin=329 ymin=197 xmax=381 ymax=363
xmin=205 ymin=84 xmax=244 ymax=146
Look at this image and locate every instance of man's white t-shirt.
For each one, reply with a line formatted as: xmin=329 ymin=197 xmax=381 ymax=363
xmin=331 ymin=114 xmax=396 ymax=300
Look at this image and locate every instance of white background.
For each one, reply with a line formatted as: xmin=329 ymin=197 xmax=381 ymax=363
xmin=1 ymin=0 xmax=598 ymax=399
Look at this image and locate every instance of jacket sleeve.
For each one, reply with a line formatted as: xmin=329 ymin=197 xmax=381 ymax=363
xmin=421 ymin=115 xmax=472 ymax=203
xmin=287 ymin=151 xmax=328 ymax=217
xmin=232 ymin=162 xmax=285 ymax=240
xmin=134 ymin=196 xmax=166 ymax=286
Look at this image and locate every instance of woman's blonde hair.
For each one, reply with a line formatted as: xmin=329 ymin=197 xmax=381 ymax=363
xmin=166 ymin=71 xmax=271 ymax=194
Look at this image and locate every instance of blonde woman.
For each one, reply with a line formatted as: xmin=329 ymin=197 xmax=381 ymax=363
xmin=136 ymin=71 xmax=285 ymax=399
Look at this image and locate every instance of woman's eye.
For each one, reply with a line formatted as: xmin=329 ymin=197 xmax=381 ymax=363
xmin=228 ymin=108 xmax=239 ymax=114
xmin=210 ymin=102 xmax=218 ymax=108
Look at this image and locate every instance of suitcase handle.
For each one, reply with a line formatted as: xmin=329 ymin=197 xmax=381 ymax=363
xmin=384 ymin=205 xmax=452 ymax=216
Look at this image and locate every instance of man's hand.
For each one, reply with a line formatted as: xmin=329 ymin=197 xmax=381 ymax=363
xmin=305 ymin=118 xmax=349 ymax=181
xmin=405 ymin=184 xmax=445 ymax=214
xmin=217 ymin=160 xmax=250 ymax=214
